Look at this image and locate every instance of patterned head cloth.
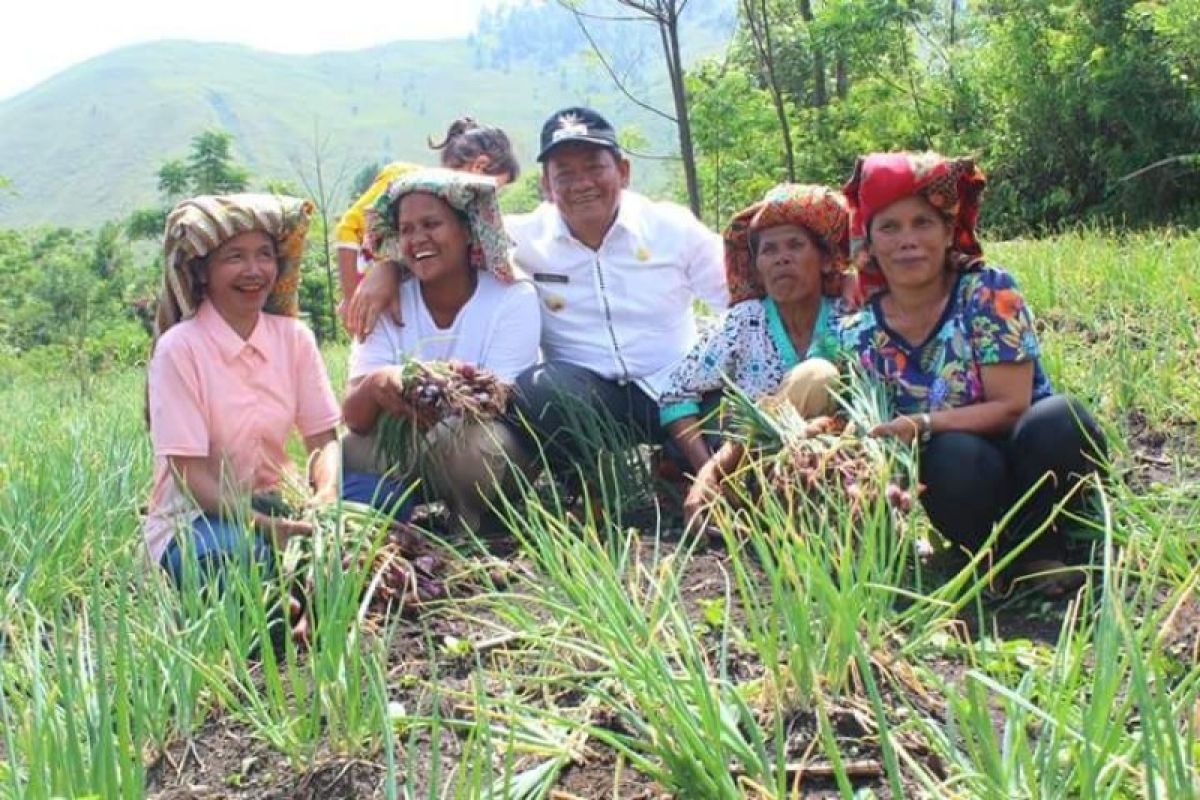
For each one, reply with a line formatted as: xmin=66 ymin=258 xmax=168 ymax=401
xmin=843 ymin=152 xmax=987 ymax=300
xmin=156 ymin=193 xmax=313 ymax=338
xmin=724 ymin=183 xmax=850 ymax=306
xmin=370 ymin=168 xmax=516 ymax=283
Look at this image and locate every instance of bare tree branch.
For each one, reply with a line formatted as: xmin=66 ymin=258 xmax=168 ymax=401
xmin=563 ymin=3 xmax=677 ymax=123
xmin=1117 ymin=154 xmax=1200 ymax=183
xmin=554 ymin=0 xmax=651 ymax=23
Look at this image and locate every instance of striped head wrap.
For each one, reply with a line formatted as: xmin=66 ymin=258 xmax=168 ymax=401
xmin=156 ymin=193 xmax=313 ymax=338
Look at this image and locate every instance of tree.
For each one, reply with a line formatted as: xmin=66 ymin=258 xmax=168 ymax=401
xmin=186 ymin=130 xmax=250 ymax=194
xmin=290 ymin=122 xmax=352 ymax=343
xmin=740 ymin=0 xmax=796 ymax=181
xmin=557 ymin=0 xmax=704 ymax=216
xmin=129 ymin=128 xmax=253 ymax=241
xmin=157 ymin=159 xmax=190 ymax=200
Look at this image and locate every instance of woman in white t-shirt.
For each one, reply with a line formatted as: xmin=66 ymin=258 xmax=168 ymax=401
xmin=341 ymin=169 xmax=541 ymax=533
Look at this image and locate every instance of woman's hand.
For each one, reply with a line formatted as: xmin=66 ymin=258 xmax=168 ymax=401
xmin=682 ymin=442 xmax=745 ymax=533
xmin=683 ymin=478 xmax=719 ymax=533
xmin=869 ymin=415 xmax=922 ymax=444
xmin=346 ymin=262 xmax=402 ymax=340
xmin=370 ymin=368 xmax=438 ymax=428
xmin=255 ymin=514 xmax=315 ymax=549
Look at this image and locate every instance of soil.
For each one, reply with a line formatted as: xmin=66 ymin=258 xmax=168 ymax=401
xmin=1123 ymin=409 xmax=1199 ymax=492
xmin=147 ymin=419 xmax=1200 ymax=799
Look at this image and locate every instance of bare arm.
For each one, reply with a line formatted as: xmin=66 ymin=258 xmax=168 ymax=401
xmin=682 ymin=440 xmax=746 ymax=532
xmin=341 ymin=368 xmax=426 ymax=435
xmin=345 ymin=261 xmax=403 ymax=340
xmin=167 ymin=455 xmax=311 ymax=547
xmin=871 ymin=362 xmax=1034 ymax=443
xmin=665 ymin=415 xmax=713 ymax=475
xmin=336 ymin=247 xmax=361 ymax=326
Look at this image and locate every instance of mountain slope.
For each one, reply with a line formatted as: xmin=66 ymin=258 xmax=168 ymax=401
xmin=0 ymin=3 xmax=736 ymax=228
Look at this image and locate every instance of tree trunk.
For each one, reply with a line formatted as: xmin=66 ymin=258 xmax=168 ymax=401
xmin=661 ymin=4 xmax=702 ymax=216
xmin=743 ymin=0 xmax=796 ymax=181
xmin=836 ymin=52 xmax=849 ymax=99
xmin=798 ymin=0 xmax=827 ymax=107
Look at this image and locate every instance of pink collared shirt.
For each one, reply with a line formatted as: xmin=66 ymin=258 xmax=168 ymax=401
xmin=143 ymin=301 xmax=340 ymax=563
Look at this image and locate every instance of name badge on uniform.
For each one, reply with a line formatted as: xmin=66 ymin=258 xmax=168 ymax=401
xmin=533 ymin=272 xmax=569 ymax=284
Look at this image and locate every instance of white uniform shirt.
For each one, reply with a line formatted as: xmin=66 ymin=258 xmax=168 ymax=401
xmin=348 ymin=272 xmax=541 ymax=383
xmin=506 ymin=191 xmax=726 ymax=399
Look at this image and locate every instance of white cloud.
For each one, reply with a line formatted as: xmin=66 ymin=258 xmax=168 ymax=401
xmin=1 ymin=0 xmax=509 ymax=101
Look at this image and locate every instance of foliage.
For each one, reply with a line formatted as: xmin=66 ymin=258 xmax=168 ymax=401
xmin=0 ymin=232 xmax=1197 ymax=795
xmin=0 ymin=226 xmax=151 ymax=389
xmin=498 ymin=171 xmax=544 ymax=214
xmin=686 ymin=0 xmax=1200 ymax=234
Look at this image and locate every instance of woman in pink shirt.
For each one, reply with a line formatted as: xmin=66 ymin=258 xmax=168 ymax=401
xmin=145 ymin=194 xmax=349 ymax=590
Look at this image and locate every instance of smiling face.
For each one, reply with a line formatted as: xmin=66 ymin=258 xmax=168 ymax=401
xmin=540 ymin=142 xmax=630 ymax=242
xmin=203 ymin=230 xmax=279 ymax=322
xmin=865 ymin=195 xmax=954 ymax=291
xmin=395 ymin=192 xmax=472 ymax=284
xmin=753 ymin=224 xmax=828 ymax=305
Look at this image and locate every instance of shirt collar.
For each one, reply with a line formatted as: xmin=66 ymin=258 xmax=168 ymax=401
xmin=196 ymin=300 xmax=269 ymax=362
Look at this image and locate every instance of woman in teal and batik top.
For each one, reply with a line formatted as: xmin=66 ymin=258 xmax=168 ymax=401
xmin=659 ymin=183 xmax=851 ymax=478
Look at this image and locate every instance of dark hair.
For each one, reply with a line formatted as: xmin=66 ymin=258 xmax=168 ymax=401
xmin=429 ymin=117 xmax=520 ymax=182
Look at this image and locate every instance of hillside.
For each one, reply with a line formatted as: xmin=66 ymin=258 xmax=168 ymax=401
xmin=0 ymin=1 xmax=736 ymax=228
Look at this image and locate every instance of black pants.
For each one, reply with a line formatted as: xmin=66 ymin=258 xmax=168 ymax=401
xmin=509 ymin=360 xmax=664 ymax=474
xmin=918 ymin=395 xmax=1107 ymax=562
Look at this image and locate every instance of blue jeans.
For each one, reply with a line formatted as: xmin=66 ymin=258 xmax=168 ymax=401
xmin=341 ymin=470 xmax=415 ymax=520
xmin=160 ymin=472 xmax=414 ymax=593
xmin=159 ymin=514 xmax=273 ymax=593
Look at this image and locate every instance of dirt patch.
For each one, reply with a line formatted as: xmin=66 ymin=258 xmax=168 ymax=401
xmin=146 ymin=720 xmax=384 ymax=800
xmin=1123 ymin=409 xmax=1199 ymax=492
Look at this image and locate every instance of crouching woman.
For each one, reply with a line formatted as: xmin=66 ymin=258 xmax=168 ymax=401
xmin=662 ymin=184 xmax=850 ymax=528
xmin=838 ymin=152 xmax=1107 ymax=592
xmin=340 ymin=169 xmax=541 ymax=535
xmin=145 ymin=194 xmax=341 ymax=590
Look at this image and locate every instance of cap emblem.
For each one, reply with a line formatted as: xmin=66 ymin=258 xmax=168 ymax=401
xmin=552 ymin=113 xmax=589 ymax=142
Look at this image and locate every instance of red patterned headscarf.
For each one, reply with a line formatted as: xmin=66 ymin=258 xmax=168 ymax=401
xmin=843 ymin=152 xmax=986 ymax=300
xmin=724 ymin=183 xmax=850 ymax=306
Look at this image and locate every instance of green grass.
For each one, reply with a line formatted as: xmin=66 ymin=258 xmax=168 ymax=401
xmin=0 ymin=230 xmax=1197 ymax=797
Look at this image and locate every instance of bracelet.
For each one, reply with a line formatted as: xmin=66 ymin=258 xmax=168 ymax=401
xmin=917 ymin=412 xmax=933 ymax=444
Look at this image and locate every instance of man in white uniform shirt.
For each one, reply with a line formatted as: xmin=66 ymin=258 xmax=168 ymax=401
xmin=507 ymin=106 xmax=726 ymax=469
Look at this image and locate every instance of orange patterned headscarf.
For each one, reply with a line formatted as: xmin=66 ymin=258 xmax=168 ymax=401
xmin=843 ymin=152 xmax=986 ymax=300
xmin=724 ymin=184 xmax=850 ymax=306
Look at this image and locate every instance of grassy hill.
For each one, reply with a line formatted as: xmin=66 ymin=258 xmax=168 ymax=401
xmin=0 ymin=2 xmax=736 ymax=228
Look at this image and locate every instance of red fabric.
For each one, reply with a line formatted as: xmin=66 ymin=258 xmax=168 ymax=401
xmin=843 ymin=152 xmax=987 ymax=301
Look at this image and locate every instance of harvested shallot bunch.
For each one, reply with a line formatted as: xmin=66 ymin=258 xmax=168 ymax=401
xmin=281 ymin=502 xmax=448 ymax=645
xmin=374 ymin=358 xmax=511 ymax=472
xmin=724 ymin=364 xmax=919 ymax=516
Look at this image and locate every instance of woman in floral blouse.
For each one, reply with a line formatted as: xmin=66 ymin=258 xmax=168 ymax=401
xmin=838 ymin=151 xmax=1106 ymax=592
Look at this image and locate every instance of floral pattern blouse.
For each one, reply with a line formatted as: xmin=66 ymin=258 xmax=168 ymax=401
xmin=659 ymin=296 xmax=841 ymax=425
xmin=835 ymin=265 xmax=1053 ymax=415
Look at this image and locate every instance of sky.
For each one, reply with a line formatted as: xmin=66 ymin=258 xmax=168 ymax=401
xmin=0 ymin=0 xmax=511 ymax=101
